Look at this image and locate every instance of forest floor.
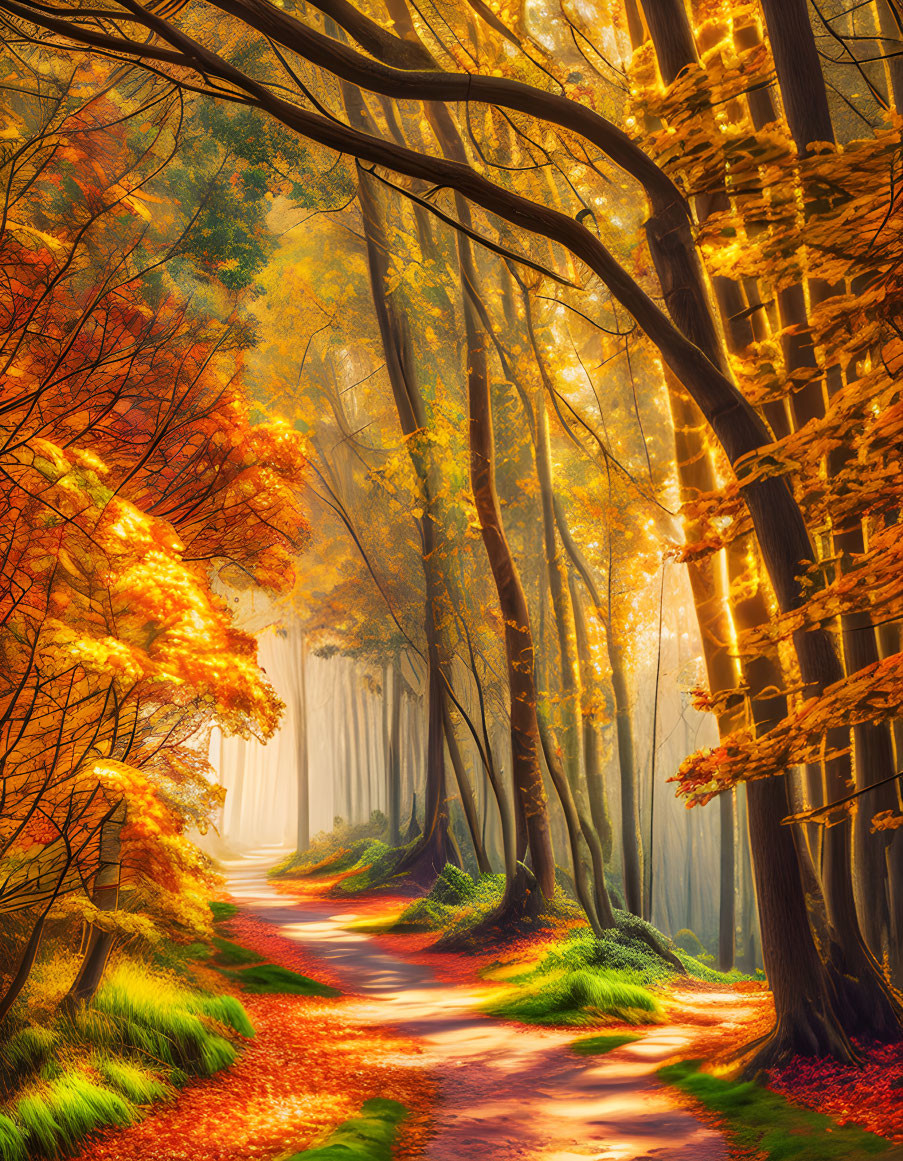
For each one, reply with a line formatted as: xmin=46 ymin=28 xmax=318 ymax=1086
xmin=223 ymin=853 xmax=761 ymax=1161
xmin=70 ymin=850 xmax=903 ymax=1161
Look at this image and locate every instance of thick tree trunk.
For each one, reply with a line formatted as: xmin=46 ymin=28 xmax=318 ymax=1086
xmin=760 ymin=0 xmax=902 ymax=1002
xmin=642 ymin=0 xmax=901 ymax=1049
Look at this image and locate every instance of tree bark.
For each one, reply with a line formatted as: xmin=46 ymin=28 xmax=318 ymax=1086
xmin=443 ymin=694 xmax=492 ymax=874
xmin=67 ymin=801 xmax=127 ymax=1006
xmin=385 ymin=659 xmax=403 ymax=845
xmin=462 ymin=298 xmax=555 ymax=901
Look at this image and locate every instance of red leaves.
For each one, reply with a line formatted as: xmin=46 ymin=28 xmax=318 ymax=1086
xmin=769 ymin=1041 xmax=903 ymax=1142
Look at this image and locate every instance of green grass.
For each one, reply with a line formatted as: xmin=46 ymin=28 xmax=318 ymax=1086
xmin=8 ymin=1071 xmax=135 ymax=1160
xmin=94 ymin=1057 xmax=173 ymax=1104
xmin=0 ymin=902 xmax=272 ymax=1158
xmin=484 ymin=967 xmax=661 ymax=1026
xmin=0 ymin=1027 xmax=57 ymax=1084
xmin=223 ymin=963 xmax=340 ymax=997
xmin=479 ymin=910 xmax=750 ymax=1030
xmin=0 ymin=1112 xmax=27 ymax=1161
xmin=570 ymin=1032 xmax=642 ymax=1055
xmin=285 ymin=1098 xmax=407 ymax=1160
xmin=209 ymin=900 xmax=239 ymax=923
xmin=659 ymin=1061 xmax=895 ymax=1160
xmin=211 ymin=936 xmax=265 ymax=966
xmin=0 ymin=953 xmax=257 ymax=1159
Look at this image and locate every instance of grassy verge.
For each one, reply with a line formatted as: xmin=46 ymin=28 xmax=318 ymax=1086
xmin=221 ymin=964 xmax=339 ymax=997
xmin=283 ymin=1098 xmax=407 ymax=1160
xmin=659 ymin=1060 xmax=895 ymax=1160
xmin=0 ymin=899 xmax=341 ymax=1159
xmin=0 ymin=955 xmax=255 ymax=1161
xmin=269 ymin=815 xmax=390 ymax=882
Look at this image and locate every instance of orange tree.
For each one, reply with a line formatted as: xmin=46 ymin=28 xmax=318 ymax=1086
xmin=0 ymin=68 xmax=308 ymax=1014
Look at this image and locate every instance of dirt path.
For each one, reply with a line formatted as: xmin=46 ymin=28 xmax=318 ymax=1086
xmin=226 ymin=853 xmax=747 ymax=1161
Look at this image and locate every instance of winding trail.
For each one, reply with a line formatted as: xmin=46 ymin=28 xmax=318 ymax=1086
xmin=226 ymin=851 xmax=746 ymax=1161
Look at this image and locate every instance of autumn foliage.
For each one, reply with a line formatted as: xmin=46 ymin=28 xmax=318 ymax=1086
xmin=0 ymin=75 xmax=308 ymax=1010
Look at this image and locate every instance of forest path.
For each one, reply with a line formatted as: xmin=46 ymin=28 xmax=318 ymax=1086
xmin=226 ymin=851 xmax=736 ymax=1161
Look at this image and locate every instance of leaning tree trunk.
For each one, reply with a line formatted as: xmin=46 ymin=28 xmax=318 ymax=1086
xmin=442 ymin=694 xmax=492 ymax=874
xmin=343 ymin=79 xmax=450 ymax=884
xmin=67 ymin=801 xmax=127 ymax=1007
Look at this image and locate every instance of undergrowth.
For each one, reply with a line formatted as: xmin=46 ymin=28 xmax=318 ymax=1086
xmin=479 ymin=910 xmax=748 ymax=1028
xmin=659 ymin=1060 xmax=894 ymax=1159
xmin=0 ymin=955 xmax=255 ymax=1160
xmin=270 ymin=814 xmax=389 ymax=880
xmin=391 ymin=863 xmax=581 ymax=941
xmin=284 ymin=1098 xmax=407 ymax=1160
xmin=222 ymin=963 xmax=340 ymax=997
xmin=484 ymin=967 xmax=661 ymax=1026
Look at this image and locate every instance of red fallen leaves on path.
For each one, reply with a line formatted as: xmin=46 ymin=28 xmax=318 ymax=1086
xmin=769 ymin=1041 xmax=903 ymax=1142
xmin=71 ymin=923 xmax=434 ymax=1161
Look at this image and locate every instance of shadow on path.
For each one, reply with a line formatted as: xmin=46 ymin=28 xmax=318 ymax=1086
xmin=225 ymin=851 xmax=733 ymax=1161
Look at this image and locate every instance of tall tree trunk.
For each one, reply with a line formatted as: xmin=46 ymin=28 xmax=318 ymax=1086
xmin=638 ymin=0 xmax=901 ymax=1051
xmin=551 ymin=495 xmax=643 ymax=912
xmin=462 ymin=294 xmax=555 ymax=903
xmin=443 ymin=694 xmax=492 ymax=874
xmin=521 ymin=302 xmax=615 ymax=928
xmin=760 ymin=0 xmax=901 ymax=996
xmin=569 ymin=572 xmax=613 ymax=863
xmin=385 ymin=659 xmax=403 ymax=845
xmin=294 ymin=628 xmax=310 ymax=852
